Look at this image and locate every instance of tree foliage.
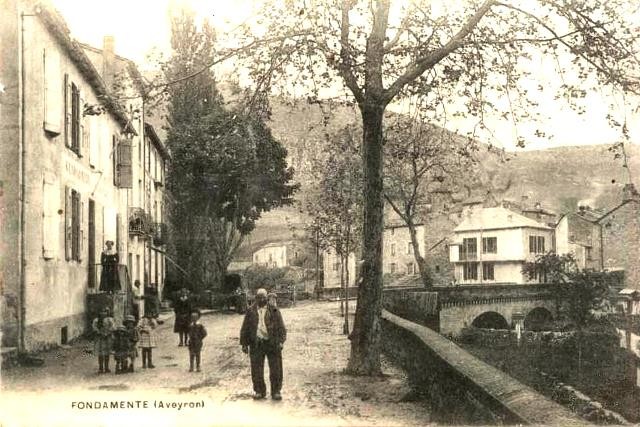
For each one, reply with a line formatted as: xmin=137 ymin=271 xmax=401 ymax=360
xmin=164 ymin=10 xmax=298 ymax=290
xmin=523 ymin=253 xmax=610 ymax=329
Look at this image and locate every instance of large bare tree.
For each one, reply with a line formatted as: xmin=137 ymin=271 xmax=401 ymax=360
xmin=154 ymin=0 xmax=640 ymax=375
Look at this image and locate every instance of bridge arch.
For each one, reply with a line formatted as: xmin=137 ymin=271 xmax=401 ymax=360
xmin=523 ymin=307 xmax=553 ymax=331
xmin=471 ymin=311 xmax=509 ymax=330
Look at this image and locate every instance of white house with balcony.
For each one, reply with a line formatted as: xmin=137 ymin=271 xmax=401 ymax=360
xmin=449 ymin=207 xmax=555 ymax=285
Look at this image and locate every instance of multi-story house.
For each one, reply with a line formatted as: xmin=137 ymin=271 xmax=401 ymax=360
xmin=383 ymin=223 xmax=426 ymax=277
xmin=81 ymin=38 xmax=171 ymax=303
xmin=448 ymin=206 xmax=555 ymax=285
xmin=322 ymin=248 xmax=356 ymax=288
xmin=1 ymin=2 xmax=136 ymax=350
xmin=555 ymin=206 xmax=602 ymax=270
xmin=252 ymin=241 xmax=305 ymax=269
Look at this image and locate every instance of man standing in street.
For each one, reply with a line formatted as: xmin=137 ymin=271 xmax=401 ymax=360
xmin=240 ymin=288 xmax=287 ymax=400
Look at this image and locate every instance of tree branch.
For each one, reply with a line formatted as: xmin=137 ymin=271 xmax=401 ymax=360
xmin=339 ymin=0 xmax=365 ymax=106
xmin=383 ymin=0 xmax=495 ymax=104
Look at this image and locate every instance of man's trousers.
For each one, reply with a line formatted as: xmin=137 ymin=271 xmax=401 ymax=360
xmin=249 ymin=338 xmax=283 ymax=395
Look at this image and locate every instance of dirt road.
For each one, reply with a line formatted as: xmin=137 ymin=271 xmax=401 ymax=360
xmin=1 ymin=301 xmax=432 ymax=426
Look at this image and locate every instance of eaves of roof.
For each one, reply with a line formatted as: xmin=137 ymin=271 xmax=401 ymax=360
xmin=36 ymin=4 xmax=136 ymax=136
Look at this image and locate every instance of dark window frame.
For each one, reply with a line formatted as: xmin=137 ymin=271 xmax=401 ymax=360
xmin=482 ymin=237 xmax=497 ymax=254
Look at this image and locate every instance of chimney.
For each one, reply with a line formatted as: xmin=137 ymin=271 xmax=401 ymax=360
xmin=622 ymin=183 xmax=640 ymax=203
xmin=102 ymin=36 xmax=115 ymax=90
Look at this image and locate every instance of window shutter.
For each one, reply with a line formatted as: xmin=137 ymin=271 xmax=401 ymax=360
xmin=64 ymin=74 xmax=71 ymax=147
xmin=80 ymin=93 xmax=86 ymax=157
xmin=75 ymin=88 xmax=82 ymax=157
xmin=79 ymin=194 xmax=84 ymax=262
xmin=44 ymin=49 xmax=62 ymax=134
xmin=65 ymin=186 xmax=72 ymax=260
xmin=112 ymin=136 xmax=117 ymax=186
xmin=42 ymin=174 xmax=59 ymax=259
xmin=116 ymin=139 xmax=133 ymax=188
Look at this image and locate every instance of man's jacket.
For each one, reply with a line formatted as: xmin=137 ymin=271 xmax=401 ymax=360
xmin=240 ymin=303 xmax=287 ymax=347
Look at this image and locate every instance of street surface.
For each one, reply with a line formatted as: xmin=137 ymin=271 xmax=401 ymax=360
xmin=1 ymin=301 xmax=433 ymax=427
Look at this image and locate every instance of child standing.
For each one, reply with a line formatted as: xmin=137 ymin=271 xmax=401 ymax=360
xmin=187 ymin=309 xmax=207 ymax=372
xmin=124 ymin=315 xmax=140 ymax=372
xmin=92 ymin=308 xmax=114 ymax=374
xmin=138 ymin=312 xmax=157 ymax=369
xmin=112 ymin=325 xmax=129 ymax=374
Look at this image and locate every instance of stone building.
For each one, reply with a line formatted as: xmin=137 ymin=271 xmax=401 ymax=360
xmin=322 ymin=248 xmax=356 ymax=288
xmin=0 ymin=2 xmax=171 ymax=351
xmin=80 ymin=38 xmax=170 ymax=304
xmin=598 ymin=184 xmax=640 ymax=290
xmin=383 ymin=222 xmax=426 ymax=277
xmin=1 ymin=1 xmax=136 ymax=350
xmin=555 ymin=207 xmax=602 ymax=270
xmin=252 ymin=241 xmax=305 ymax=269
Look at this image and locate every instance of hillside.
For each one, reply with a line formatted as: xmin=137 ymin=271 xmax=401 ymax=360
xmin=236 ymin=99 xmax=639 ymax=260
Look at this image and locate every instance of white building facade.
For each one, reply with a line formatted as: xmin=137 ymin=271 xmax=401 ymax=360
xmin=322 ymin=248 xmax=356 ymax=288
xmin=449 ymin=207 xmax=555 ymax=285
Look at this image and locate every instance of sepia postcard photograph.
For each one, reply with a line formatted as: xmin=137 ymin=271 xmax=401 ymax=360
xmin=1 ymin=0 xmax=640 ymax=425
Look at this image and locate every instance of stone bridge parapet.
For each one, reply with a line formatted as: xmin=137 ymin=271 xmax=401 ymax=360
xmin=381 ymin=309 xmax=588 ymax=425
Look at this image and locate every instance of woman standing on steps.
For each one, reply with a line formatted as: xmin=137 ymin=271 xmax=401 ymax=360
xmin=99 ymin=241 xmax=120 ymax=293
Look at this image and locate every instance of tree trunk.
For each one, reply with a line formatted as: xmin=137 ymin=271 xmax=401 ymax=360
xmin=407 ymin=217 xmax=432 ymax=288
xmin=344 ymin=226 xmax=350 ymax=335
xmin=340 ymin=251 xmax=345 ymax=316
xmin=347 ymin=104 xmax=385 ymax=376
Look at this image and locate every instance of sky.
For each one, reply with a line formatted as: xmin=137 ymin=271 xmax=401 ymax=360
xmin=50 ymin=0 xmax=639 ymax=152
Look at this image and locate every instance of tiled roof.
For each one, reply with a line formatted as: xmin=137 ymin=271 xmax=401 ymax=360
xmin=454 ymin=207 xmax=551 ymax=232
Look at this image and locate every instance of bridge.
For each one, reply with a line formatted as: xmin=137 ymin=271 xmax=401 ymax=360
xmin=383 ymin=283 xmax=557 ymax=336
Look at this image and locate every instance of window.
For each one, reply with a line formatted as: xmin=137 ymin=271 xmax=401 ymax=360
xmin=65 ymin=188 xmax=82 ymax=261
xmin=390 ymin=243 xmax=395 ymax=256
xmin=406 ymin=262 xmax=414 ymax=275
xmin=482 ymin=263 xmax=495 ymax=281
xmin=531 ymin=268 xmax=548 ymax=283
xmin=482 ymin=237 xmax=497 ymax=254
xmin=460 ymin=238 xmax=477 ymax=260
xmin=529 ymin=235 xmax=545 ymax=254
xmin=390 ymin=263 xmax=397 ymax=273
xmin=586 ymin=247 xmax=593 ymax=261
xmin=435 ymin=265 xmax=440 ymax=273
xmin=333 ymin=262 xmax=340 ymax=271
xmin=71 ymin=83 xmax=81 ymax=154
xmin=463 ymin=262 xmax=478 ymax=280
xmin=407 ymin=242 xmax=413 ymax=254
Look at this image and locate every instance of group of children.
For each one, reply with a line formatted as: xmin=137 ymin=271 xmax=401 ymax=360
xmin=92 ymin=307 xmax=208 ymax=374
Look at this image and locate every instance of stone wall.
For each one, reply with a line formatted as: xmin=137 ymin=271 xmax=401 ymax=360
xmin=381 ymin=310 xmax=587 ymax=426
xmin=601 ymin=200 xmax=640 ymax=290
xmin=382 ymin=288 xmax=439 ymax=331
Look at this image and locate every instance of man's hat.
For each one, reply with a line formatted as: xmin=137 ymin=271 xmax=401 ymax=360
xmin=124 ymin=315 xmax=136 ymax=323
xmin=256 ymin=288 xmax=268 ymax=297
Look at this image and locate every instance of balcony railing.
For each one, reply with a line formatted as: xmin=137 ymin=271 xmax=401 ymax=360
xmin=152 ymin=222 xmax=168 ymax=246
xmin=458 ymin=251 xmax=478 ymax=261
xmin=128 ymin=207 xmax=153 ymax=237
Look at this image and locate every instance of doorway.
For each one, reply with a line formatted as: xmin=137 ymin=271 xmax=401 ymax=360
xmin=88 ymin=199 xmax=96 ymax=288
